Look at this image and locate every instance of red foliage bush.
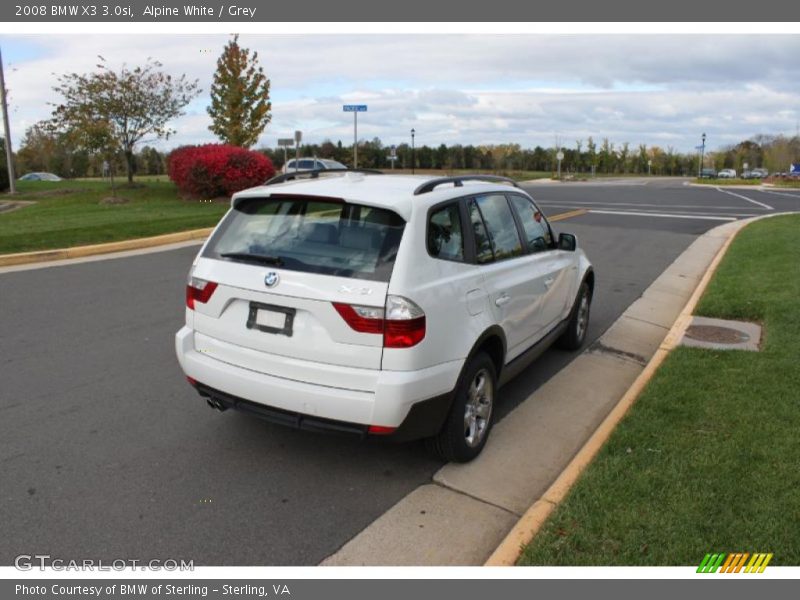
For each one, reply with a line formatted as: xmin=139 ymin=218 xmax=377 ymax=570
xmin=167 ymin=144 xmax=275 ymax=198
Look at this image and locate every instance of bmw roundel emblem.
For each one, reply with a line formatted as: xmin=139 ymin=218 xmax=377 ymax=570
xmin=264 ymin=272 xmax=280 ymax=288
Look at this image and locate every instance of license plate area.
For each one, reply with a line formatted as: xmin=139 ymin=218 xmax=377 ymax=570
xmin=246 ymin=302 xmax=296 ymax=337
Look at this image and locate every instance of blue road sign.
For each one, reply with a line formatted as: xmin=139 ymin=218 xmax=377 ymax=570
xmin=343 ymin=104 xmax=368 ymax=112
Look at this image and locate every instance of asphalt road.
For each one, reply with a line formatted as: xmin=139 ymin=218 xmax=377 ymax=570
xmin=1 ymin=178 xmax=796 ymax=565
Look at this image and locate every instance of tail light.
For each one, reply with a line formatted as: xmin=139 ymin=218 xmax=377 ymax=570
xmin=333 ymin=295 xmax=426 ymax=348
xmin=186 ymin=276 xmax=218 ymax=309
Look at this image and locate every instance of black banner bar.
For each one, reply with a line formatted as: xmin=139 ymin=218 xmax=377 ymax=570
xmin=2 ymin=0 xmax=800 ymax=22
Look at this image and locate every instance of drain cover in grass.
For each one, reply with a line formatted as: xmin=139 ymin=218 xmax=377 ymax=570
xmin=680 ymin=316 xmax=761 ymax=351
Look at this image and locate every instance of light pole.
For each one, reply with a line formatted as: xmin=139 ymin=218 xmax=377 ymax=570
xmin=0 ymin=46 xmax=16 ymax=194
xmin=698 ymin=132 xmax=706 ymax=178
xmin=410 ymin=128 xmax=415 ymax=175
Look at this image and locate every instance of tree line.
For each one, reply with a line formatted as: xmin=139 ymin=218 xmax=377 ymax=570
xmin=14 ymin=131 xmax=800 ymax=179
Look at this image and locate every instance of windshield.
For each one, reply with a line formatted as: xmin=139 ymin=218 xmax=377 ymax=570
xmin=203 ymin=196 xmax=406 ymax=282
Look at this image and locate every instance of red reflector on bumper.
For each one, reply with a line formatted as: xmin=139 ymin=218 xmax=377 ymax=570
xmin=186 ymin=376 xmax=197 ymax=387
xmin=368 ymin=425 xmax=396 ymax=436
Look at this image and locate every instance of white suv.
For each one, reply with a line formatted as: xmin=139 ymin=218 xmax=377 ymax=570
xmin=175 ymin=172 xmax=594 ymax=461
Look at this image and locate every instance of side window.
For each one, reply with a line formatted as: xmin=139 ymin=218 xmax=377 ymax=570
xmin=428 ymin=203 xmax=465 ymax=261
xmin=298 ymin=159 xmax=315 ymax=169
xmin=468 ymin=200 xmax=494 ymax=264
xmin=509 ymin=195 xmax=553 ymax=253
xmin=474 ymin=194 xmax=523 ymax=261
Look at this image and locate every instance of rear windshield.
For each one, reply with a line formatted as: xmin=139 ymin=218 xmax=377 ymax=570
xmin=203 ymin=196 xmax=406 ymax=282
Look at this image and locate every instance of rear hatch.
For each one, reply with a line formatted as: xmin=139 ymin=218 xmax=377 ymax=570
xmin=187 ymin=194 xmax=405 ymax=391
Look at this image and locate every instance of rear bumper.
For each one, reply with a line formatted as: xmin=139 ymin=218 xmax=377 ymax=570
xmin=175 ymin=326 xmax=462 ymax=438
xmin=193 ymin=380 xmax=452 ymax=442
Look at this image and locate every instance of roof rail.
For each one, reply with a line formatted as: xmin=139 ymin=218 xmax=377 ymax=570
xmin=413 ymin=175 xmax=519 ymax=196
xmin=265 ymin=168 xmax=383 ymax=186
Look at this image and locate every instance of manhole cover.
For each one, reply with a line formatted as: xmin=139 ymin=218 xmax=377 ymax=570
xmin=684 ymin=325 xmax=750 ymax=344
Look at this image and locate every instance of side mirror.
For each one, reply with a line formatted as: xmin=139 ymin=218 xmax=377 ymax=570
xmin=558 ymin=232 xmax=577 ymax=252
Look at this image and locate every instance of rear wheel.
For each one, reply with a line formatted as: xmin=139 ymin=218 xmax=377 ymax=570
xmin=557 ymin=281 xmax=591 ymax=351
xmin=426 ymin=352 xmax=496 ymax=463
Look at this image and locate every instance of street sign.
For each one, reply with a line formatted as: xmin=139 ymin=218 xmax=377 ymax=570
xmin=277 ymin=138 xmax=295 ymax=147
xmin=343 ymin=105 xmax=368 ymax=112
xmin=556 ymin=151 xmax=564 ymax=161
xmin=294 ymin=130 xmax=302 ymax=143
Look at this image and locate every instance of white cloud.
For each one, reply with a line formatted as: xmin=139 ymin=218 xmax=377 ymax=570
xmin=3 ymin=34 xmax=799 ymax=152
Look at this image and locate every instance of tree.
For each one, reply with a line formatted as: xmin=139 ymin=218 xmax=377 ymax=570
xmin=208 ymin=35 xmax=272 ymax=148
xmin=49 ymin=57 xmax=199 ymax=184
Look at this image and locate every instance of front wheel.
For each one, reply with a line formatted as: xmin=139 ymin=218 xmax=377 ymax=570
xmin=426 ymin=352 xmax=497 ymax=463
xmin=557 ymin=281 xmax=591 ymax=351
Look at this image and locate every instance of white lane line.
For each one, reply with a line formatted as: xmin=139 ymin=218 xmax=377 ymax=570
xmin=715 ymin=186 xmax=773 ymax=210
xmin=589 ymin=209 xmax=737 ymax=221
xmin=539 ymin=203 xmax=759 ymax=218
xmin=536 ymin=199 xmax=769 ymax=210
xmin=758 ymin=189 xmax=800 ymax=198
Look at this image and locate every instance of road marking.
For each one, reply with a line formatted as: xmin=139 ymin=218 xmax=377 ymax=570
xmin=758 ymin=189 xmax=800 ymax=198
xmin=547 ymin=208 xmax=588 ymax=222
xmin=540 ymin=203 xmax=759 ymax=218
xmin=537 ymin=199 xmax=770 ymax=211
xmin=589 ymin=209 xmax=737 ymax=221
xmin=715 ymin=186 xmax=773 ymax=210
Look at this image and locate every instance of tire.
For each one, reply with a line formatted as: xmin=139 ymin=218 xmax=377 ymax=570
xmin=426 ymin=352 xmax=497 ymax=463
xmin=557 ymin=280 xmax=591 ymax=351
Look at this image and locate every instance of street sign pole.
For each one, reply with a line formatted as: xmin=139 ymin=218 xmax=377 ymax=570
xmin=343 ymin=105 xmax=367 ymax=170
xmin=277 ymin=138 xmax=295 ymax=171
xmin=556 ymin=150 xmax=564 ymax=180
xmin=294 ymin=130 xmax=302 ymax=173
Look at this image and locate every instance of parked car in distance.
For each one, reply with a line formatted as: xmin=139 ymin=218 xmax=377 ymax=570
xmin=699 ymin=168 xmax=717 ymax=178
xmin=741 ymin=168 xmax=767 ymax=179
xmin=282 ymin=158 xmax=348 ymax=174
xmin=175 ymin=172 xmax=594 ymax=462
xmin=18 ymin=172 xmax=63 ymax=181
xmin=717 ymin=169 xmax=737 ymax=179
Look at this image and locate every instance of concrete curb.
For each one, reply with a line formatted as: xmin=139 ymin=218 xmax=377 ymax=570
xmin=322 ymin=217 xmax=759 ymax=567
xmin=0 ymin=228 xmax=213 ymax=267
xmin=483 ymin=215 xmax=762 ymax=566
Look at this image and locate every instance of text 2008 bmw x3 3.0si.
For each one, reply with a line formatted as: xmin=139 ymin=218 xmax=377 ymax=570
xmin=176 ymin=170 xmax=594 ymax=462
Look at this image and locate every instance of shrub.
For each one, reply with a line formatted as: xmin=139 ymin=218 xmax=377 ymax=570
xmin=167 ymin=143 xmax=275 ymax=198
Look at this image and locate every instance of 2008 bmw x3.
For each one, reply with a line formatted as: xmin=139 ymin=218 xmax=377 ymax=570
xmin=176 ymin=171 xmax=594 ymax=462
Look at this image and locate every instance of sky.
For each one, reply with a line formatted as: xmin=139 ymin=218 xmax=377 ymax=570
xmin=2 ymin=34 xmax=799 ymax=154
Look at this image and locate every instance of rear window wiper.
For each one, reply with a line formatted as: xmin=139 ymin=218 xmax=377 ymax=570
xmin=220 ymin=252 xmax=284 ymax=267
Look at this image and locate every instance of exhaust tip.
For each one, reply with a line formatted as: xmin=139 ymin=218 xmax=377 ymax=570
xmin=206 ymin=397 xmax=228 ymax=412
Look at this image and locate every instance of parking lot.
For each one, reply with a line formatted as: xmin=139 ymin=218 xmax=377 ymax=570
xmin=1 ymin=177 xmax=798 ymax=565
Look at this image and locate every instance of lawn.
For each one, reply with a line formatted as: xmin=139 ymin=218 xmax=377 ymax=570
xmin=0 ymin=179 xmax=230 ymax=254
xmin=694 ymin=177 xmax=800 ymax=188
xmin=519 ymin=214 xmax=800 ymax=566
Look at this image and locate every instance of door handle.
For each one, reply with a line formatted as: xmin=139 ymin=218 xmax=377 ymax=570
xmin=495 ymin=293 xmax=511 ymax=307
xmin=544 ymin=277 xmax=555 ymax=289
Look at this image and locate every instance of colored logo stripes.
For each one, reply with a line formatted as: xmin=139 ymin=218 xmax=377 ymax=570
xmin=697 ymin=552 xmax=773 ymax=573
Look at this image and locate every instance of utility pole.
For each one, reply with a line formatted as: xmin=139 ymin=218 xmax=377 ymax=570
xmin=0 ymin=46 xmax=16 ymax=193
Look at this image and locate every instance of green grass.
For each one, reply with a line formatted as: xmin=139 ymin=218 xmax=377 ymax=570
xmin=694 ymin=178 xmax=800 ymax=188
xmin=519 ymin=214 xmax=800 ymax=566
xmin=773 ymin=179 xmax=800 ymax=188
xmin=0 ymin=179 xmax=229 ymax=254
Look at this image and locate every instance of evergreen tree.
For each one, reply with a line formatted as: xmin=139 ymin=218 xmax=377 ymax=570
xmin=208 ymin=35 xmax=272 ymax=148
